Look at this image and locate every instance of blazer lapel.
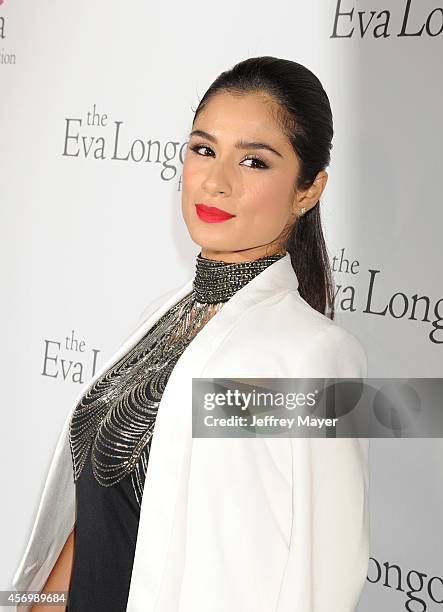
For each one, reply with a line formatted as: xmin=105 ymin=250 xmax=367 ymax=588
xmin=126 ymin=253 xmax=298 ymax=610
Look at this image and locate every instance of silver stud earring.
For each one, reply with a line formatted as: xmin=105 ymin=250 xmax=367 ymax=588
xmin=300 ymin=207 xmax=306 ymax=216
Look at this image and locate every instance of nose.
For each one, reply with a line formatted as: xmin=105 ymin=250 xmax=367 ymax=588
xmin=201 ymin=159 xmax=232 ymax=197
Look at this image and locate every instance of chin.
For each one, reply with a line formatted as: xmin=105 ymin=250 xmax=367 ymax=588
xmin=189 ymin=234 xmax=237 ymax=254
xmin=187 ymin=224 xmax=230 ymax=244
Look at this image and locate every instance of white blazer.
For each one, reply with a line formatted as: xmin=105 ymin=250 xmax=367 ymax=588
xmin=12 ymin=252 xmax=370 ymax=612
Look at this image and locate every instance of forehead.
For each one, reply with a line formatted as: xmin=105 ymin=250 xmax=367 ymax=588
xmin=193 ymin=91 xmax=288 ymax=143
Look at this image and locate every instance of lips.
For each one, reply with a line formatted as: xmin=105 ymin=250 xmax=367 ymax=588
xmin=195 ymin=203 xmax=236 ymax=223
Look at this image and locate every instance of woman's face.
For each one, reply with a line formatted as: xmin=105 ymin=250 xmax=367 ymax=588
xmin=181 ymin=90 xmax=303 ymax=262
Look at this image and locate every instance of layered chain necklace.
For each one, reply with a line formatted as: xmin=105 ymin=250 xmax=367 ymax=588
xmin=69 ymin=250 xmax=286 ymax=507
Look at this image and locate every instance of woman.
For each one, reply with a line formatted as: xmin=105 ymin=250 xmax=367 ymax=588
xmin=13 ymin=56 xmax=369 ymax=612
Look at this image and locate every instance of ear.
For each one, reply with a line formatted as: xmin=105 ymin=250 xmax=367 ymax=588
xmin=292 ymin=170 xmax=329 ymax=217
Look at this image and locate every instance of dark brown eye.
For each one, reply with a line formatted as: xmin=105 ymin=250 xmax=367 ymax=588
xmin=189 ymin=144 xmax=214 ymax=156
xmin=242 ymin=156 xmax=269 ymax=170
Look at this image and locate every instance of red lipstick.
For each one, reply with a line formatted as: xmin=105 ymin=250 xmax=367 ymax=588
xmin=195 ymin=203 xmax=236 ymax=223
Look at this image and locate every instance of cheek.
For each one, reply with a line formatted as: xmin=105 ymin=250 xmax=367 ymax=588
xmin=242 ymin=174 xmax=292 ymax=222
xmin=182 ymin=157 xmax=201 ymax=195
xmin=181 ymin=159 xmax=203 ymax=225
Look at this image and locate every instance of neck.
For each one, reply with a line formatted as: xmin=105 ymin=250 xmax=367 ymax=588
xmin=199 ymin=244 xmax=287 ymax=264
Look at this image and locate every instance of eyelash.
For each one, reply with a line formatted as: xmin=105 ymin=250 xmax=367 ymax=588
xmin=188 ymin=143 xmax=269 ymax=170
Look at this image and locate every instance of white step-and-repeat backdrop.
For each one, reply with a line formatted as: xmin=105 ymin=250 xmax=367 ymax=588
xmin=2 ymin=1 xmax=442 ymax=610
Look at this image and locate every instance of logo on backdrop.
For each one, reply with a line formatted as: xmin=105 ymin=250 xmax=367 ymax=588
xmin=368 ymin=556 xmax=443 ymax=610
xmin=41 ymin=329 xmax=101 ymax=384
xmin=331 ymin=0 xmax=443 ymax=39
xmin=333 ymin=248 xmax=442 ymax=344
xmin=0 ymin=0 xmax=17 ymax=66
xmin=62 ymin=104 xmax=187 ymax=184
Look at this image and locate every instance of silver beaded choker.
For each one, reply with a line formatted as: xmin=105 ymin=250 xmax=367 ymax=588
xmin=193 ymin=250 xmax=287 ymax=304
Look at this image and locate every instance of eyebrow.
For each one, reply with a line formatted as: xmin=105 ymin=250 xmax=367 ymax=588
xmin=188 ymin=129 xmax=283 ymax=158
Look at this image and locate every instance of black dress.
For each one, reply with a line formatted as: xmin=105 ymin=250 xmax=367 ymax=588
xmin=67 ymin=447 xmax=146 ymax=611
xmin=66 ymin=251 xmax=286 ymax=611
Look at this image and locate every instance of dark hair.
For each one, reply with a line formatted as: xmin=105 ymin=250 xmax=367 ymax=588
xmin=192 ymin=56 xmax=335 ymax=320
